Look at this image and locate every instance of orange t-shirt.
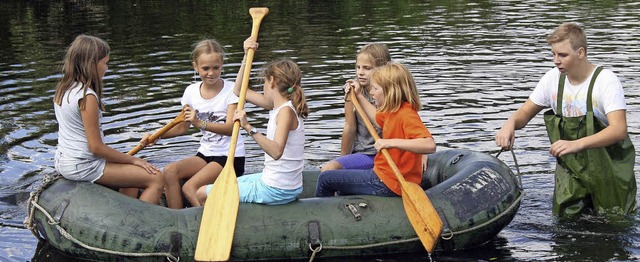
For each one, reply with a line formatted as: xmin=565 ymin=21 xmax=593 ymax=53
xmin=373 ymin=102 xmax=432 ymax=195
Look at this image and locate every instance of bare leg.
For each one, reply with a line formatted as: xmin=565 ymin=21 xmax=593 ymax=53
xmin=119 ymin=188 xmax=139 ymax=198
xmin=98 ymin=163 xmax=165 ymax=204
xmin=182 ymin=162 xmax=223 ymax=207
xmin=163 ymin=156 xmax=206 ymax=209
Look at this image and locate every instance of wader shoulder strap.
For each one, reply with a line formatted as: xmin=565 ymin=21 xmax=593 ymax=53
xmin=557 ymin=66 xmax=604 ymax=135
xmin=556 ymin=66 xmax=604 ymax=114
xmin=556 ymin=73 xmax=565 ymax=115
xmin=586 ymin=66 xmax=603 ymax=113
xmin=586 ymin=66 xmax=603 ymax=135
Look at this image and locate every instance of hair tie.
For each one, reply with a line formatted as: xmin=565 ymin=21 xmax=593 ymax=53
xmin=287 ymin=86 xmax=294 ymax=93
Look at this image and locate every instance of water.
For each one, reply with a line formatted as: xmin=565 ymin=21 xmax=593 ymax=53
xmin=1 ymin=0 xmax=639 ymax=261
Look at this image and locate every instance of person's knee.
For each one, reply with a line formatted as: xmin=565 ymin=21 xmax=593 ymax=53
xmin=163 ymin=164 xmax=181 ymax=180
xmin=150 ymin=172 xmax=166 ymax=189
xmin=195 ymin=186 xmax=208 ymax=205
xmin=315 ymin=173 xmax=331 ymax=197
xmin=182 ymin=182 xmax=197 ymax=197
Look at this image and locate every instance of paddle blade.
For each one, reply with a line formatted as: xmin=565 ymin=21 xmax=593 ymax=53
xmin=194 ymin=165 xmax=240 ymax=261
xmin=401 ymin=181 xmax=443 ymax=253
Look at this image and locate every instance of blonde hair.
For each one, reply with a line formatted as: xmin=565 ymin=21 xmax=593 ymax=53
xmin=261 ymin=59 xmax=309 ymax=119
xmin=357 ymin=43 xmax=391 ymax=67
xmin=191 ymin=39 xmax=225 ymax=64
xmin=370 ymin=62 xmax=421 ymax=112
xmin=546 ymin=22 xmax=587 ymax=53
xmin=53 ymin=34 xmax=110 ymax=110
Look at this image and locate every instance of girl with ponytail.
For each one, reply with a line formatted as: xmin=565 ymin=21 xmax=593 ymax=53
xmin=197 ymin=38 xmax=308 ymax=205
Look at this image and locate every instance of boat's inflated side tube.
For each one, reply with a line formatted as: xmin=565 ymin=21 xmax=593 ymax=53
xmin=423 ymin=149 xmax=523 ymax=251
xmin=31 ymin=149 xmax=522 ymax=261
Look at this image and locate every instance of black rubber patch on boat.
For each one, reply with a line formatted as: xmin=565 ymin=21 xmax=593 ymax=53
xmin=307 ymin=221 xmax=321 ymax=249
xmin=170 ymin=232 xmax=182 ymax=255
xmin=442 ymin=167 xmax=511 ymax=219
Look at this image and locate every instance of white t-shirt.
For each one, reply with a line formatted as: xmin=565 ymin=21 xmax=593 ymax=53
xmin=54 ymin=83 xmax=103 ymax=160
xmin=181 ymin=80 xmax=245 ymax=157
xmin=529 ymin=66 xmax=627 ymax=126
xmin=54 ymin=83 xmax=106 ymax=182
xmin=260 ymin=101 xmax=305 ymax=190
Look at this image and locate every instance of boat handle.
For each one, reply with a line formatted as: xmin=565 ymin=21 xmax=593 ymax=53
xmin=451 ymin=154 xmax=463 ymax=165
xmin=440 ymin=228 xmax=454 ymax=240
xmin=345 ymin=204 xmax=362 ymax=221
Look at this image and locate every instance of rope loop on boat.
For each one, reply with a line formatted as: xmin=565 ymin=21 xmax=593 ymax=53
xmin=308 ymin=242 xmax=323 ymax=262
xmin=440 ymin=228 xmax=453 ymax=240
xmin=495 ymin=148 xmax=523 ymax=188
xmin=24 ymin=173 xmax=62 ymax=239
xmin=23 ymin=174 xmax=180 ymax=262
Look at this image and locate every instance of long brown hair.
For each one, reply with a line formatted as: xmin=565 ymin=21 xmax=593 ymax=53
xmin=370 ymin=62 xmax=421 ymax=112
xmin=261 ymin=59 xmax=309 ymax=119
xmin=53 ymin=35 xmax=110 ymax=110
xmin=357 ymin=43 xmax=391 ymax=67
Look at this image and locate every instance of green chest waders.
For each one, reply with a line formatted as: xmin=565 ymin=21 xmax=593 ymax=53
xmin=543 ymin=67 xmax=637 ymax=217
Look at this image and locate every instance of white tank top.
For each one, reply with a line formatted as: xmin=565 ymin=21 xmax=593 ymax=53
xmin=260 ymin=101 xmax=305 ymax=189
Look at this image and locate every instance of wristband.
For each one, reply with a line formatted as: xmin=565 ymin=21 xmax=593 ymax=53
xmin=200 ymin=120 xmax=208 ymax=131
xmin=247 ymin=127 xmax=258 ymax=137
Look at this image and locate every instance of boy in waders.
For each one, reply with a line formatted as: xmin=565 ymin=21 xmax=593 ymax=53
xmin=495 ymin=22 xmax=636 ymax=217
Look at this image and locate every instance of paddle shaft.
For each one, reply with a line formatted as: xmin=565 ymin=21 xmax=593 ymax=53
xmin=349 ymin=91 xmax=406 ymax=180
xmin=195 ymin=7 xmax=269 ymax=262
xmin=225 ymin=12 xmax=262 ymax=165
xmin=127 ymin=109 xmax=186 ymax=156
xmin=349 ymin=90 xmax=442 ymax=253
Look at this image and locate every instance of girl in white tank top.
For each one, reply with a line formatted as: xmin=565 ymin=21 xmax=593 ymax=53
xmin=197 ymin=38 xmax=309 ymax=205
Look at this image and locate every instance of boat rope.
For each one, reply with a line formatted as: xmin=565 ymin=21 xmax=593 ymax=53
xmin=496 ymin=148 xmax=523 ymax=188
xmin=307 ymin=185 xmax=525 ymax=261
xmin=24 ymin=173 xmax=61 ymax=239
xmin=308 ymin=237 xmax=419 ymax=262
xmin=24 ymin=174 xmax=180 ymax=262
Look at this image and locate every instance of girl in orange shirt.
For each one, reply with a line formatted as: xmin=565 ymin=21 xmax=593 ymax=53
xmin=315 ymin=62 xmax=436 ymax=197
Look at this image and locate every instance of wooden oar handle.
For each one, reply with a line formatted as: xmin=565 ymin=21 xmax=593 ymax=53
xmin=227 ymin=7 xmax=269 ymax=164
xmin=236 ymin=7 xmax=269 ymax=111
xmin=127 ymin=108 xmax=187 ymax=156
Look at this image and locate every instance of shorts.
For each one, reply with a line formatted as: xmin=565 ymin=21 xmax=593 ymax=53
xmin=54 ymin=150 xmax=105 ymax=182
xmin=196 ymin=152 xmax=245 ymax=176
xmin=205 ymin=173 xmax=302 ymax=205
xmin=334 ymin=153 xmax=376 ymax=170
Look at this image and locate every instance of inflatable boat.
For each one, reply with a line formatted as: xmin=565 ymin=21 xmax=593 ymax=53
xmin=26 ymin=149 xmax=523 ymax=261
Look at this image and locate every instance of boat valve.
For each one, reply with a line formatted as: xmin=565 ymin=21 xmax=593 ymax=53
xmin=345 ymin=203 xmax=362 ymax=221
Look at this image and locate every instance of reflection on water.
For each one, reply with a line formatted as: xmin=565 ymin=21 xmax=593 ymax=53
xmin=1 ymin=0 xmax=639 ymax=261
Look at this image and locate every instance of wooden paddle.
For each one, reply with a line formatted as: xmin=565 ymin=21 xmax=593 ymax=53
xmin=350 ymin=90 xmax=443 ymax=253
xmin=194 ymin=7 xmax=269 ymax=261
xmin=127 ymin=108 xmax=187 ymax=156
xmin=119 ymin=109 xmax=186 ymax=199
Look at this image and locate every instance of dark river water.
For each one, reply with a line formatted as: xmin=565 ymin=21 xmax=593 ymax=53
xmin=1 ymin=0 xmax=639 ymax=261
